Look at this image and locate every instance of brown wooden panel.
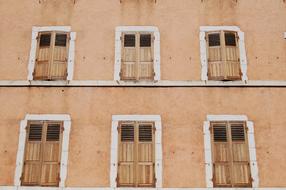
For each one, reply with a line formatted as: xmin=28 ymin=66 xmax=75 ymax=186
xmin=232 ymin=163 xmax=251 ymax=186
xmin=225 ymin=46 xmax=238 ymax=61
xmin=37 ymin=48 xmax=50 ymax=61
xmin=208 ymin=47 xmax=222 ymax=62
xmin=138 ymin=62 xmax=153 ymax=80
xmin=140 ymin=48 xmax=152 ymax=62
xmin=214 ymin=163 xmax=231 ymax=186
xmin=137 ymin=163 xmax=154 ymax=186
xmin=118 ymin=163 xmax=134 ymax=186
xmin=21 ymin=163 xmax=42 ymax=185
xmin=123 ymin=48 xmax=136 ymax=62
xmin=232 ymin=143 xmax=248 ymax=162
xmin=121 ymin=62 xmax=136 ymax=80
xmin=214 ymin=143 xmax=229 ymax=162
xmin=25 ymin=142 xmax=41 ymax=161
xmin=40 ymin=163 xmax=60 ymax=186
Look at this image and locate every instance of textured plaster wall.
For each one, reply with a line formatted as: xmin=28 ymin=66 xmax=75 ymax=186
xmin=0 ymin=0 xmax=286 ymax=80
xmin=0 ymin=87 xmax=285 ymax=187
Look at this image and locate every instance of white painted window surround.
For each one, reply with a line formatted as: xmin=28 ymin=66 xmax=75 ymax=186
xmin=284 ymin=32 xmax=286 ymax=39
xmin=200 ymin=26 xmax=248 ymax=81
xmin=27 ymin=26 xmax=76 ymax=81
xmin=114 ymin=26 xmax=161 ymax=81
xmin=14 ymin=114 xmax=71 ymax=188
xmin=110 ymin=115 xmax=162 ymax=188
xmin=203 ymin=115 xmax=259 ymax=188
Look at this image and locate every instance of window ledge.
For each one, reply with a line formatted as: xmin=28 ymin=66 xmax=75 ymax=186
xmin=1 ymin=80 xmax=286 ymax=87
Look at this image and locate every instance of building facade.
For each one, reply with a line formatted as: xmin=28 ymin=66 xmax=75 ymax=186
xmin=0 ymin=0 xmax=286 ymax=189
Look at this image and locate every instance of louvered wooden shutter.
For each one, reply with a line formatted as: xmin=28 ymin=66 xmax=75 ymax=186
xmin=118 ymin=123 xmax=135 ymax=186
xmin=22 ymin=123 xmax=43 ymax=185
xmin=212 ymin=123 xmax=231 ymax=187
xmin=138 ymin=34 xmax=154 ymax=80
xmin=121 ymin=34 xmax=136 ymax=80
xmin=137 ymin=123 xmax=155 ymax=187
xmin=50 ymin=33 xmax=69 ymax=80
xmin=41 ymin=123 xmax=62 ymax=186
xmin=230 ymin=123 xmax=251 ymax=187
xmin=207 ymin=31 xmax=241 ymax=80
xmin=34 ymin=33 xmax=52 ymax=80
xmin=224 ymin=32 xmax=241 ymax=80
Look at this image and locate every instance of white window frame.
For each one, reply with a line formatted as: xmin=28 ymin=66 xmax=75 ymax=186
xmin=27 ymin=26 xmax=76 ymax=81
xmin=200 ymin=26 xmax=248 ymax=81
xmin=114 ymin=26 xmax=161 ymax=81
xmin=14 ymin=114 xmax=72 ymax=188
xmin=203 ymin=115 xmax=259 ymax=188
xmin=110 ymin=115 xmax=162 ymax=188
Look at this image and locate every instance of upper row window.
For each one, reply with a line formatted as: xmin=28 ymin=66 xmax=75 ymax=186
xmin=28 ymin=26 xmax=251 ymax=82
xmin=34 ymin=32 xmax=69 ymax=80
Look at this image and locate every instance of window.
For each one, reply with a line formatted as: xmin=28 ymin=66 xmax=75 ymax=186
xmin=211 ymin=121 xmax=251 ymax=187
xmin=117 ymin=121 xmax=155 ymax=187
xmin=114 ymin=26 xmax=160 ymax=81
xmin=34 ymin=32 xmax=69 ymax=80
xmin=200 ymin=26 xmax=248 ymax=81
xmin=203 ymin=115 xmax=259 ymax=188
xmin=206 ymin=31 xmax=241 ymax=80
xmin=21 ymin=121 xmax=63 ymax=186
xmin=110 ymin=115 xmax=162 ymax=188
xmin=28 ymin=26 xmax=76 ymax=81
xmin=14 ymin=114 xmax=71 ymax=188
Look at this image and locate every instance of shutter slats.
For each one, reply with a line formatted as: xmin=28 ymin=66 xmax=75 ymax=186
xmin=231 ymin=125 xmax=245 ymax=141
xmin=28 ymin=124 xmax=43 ymax=141
xmin=46 ymin=124 xmax=61 ymax=141
xmin=213 ymin=125 xmax=227 ymax=142
xmin=121 ymin=125 xmax=134 ymax=142
xmin=139 ymin=125 xmax=152 ymax=142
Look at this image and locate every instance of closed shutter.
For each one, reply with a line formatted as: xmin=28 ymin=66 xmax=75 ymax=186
xmin=212 ymin=123 xmax=231 ymax=187
xmin=34 ymin=33 xmax=52 ymax=80
xmin=139 ymin=34 xmax=154 ymax=80
xmin=117 ymin=122 xmax=155 ymax=187
xmin=34 ymin=32 xmax=68 ymax=81
xmin=50 ymin=33 xmax=69 ymax=80
xmin=118 ymin=123 xmax=135 ymax=186
xmin=207 ymin=31 xmax=241 ymax=80
xmin=121 ymin=32 xmax=154 ymax=81
xmin=230 ymin=123 xmax=251 ymax=187
xmin=22 ymin=121 xmax=63 ymax=187
xmin=41 ymin=123 xmax=62 ymax=186
xmin=22 ymin=122 xmax=44 ymax=185
xmin=137 ymin=123 xmax=155 ymax=187
xmin=211 ymin=122 xmax=251 ymax=187
xmin=121 ymin=34 xmax=136 ymax=80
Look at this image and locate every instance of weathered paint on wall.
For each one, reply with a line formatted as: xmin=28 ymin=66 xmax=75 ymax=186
xmin=0 ymin=87 xmax=285 ymax=187
xmin=0 ymin=0 xmax=286 ymax=80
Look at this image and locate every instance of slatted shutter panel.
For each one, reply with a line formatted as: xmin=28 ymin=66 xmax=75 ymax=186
xmin=34 ymin=33 xmax=52 ymax=80
xmin=137 ymin=123 xmax=155 ymax=187
xmin=50 ymin=33 xmax=68 ymax=80
xmin=41 ymin=123 xmax=62 ymax=186
xmin=212 ymin=123 xmax=231 ymax=187
xmin=207 ymin=32 xmax=224 ymax=80
xmin=139 ymin=34 xmax=154 ymax=80
xmin=207 ymin=31 xmax=241 ymax=80
xmin=22 ymin=123 xmax=43 ymax=186
xmin=224 ymin=32 xmax=241 ymax=80
xmin=121 ymin=34 xmax=136 ymax=80
xmin=118 ymin=123 xmax=135 ymax=186
xmin=230 ymin=123 xmax=251 ymax=187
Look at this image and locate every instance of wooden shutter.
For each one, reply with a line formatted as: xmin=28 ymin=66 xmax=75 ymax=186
xmin=41 ymin=123 xmax=62 ymax=186
xmin=138 ymin=34 xmax=154 ymax=80
xmin=34 ymin=33 xmax=52 ymax=80
xmin=137 ymin=123 xmax=155 ymax=187
xmin=121 ymin=34 xmax=137 ymax=80
xmin=50 ymin=33 xmax=69 ymax=80
xmin=211 ymin=122 xmax=251 ymax=187
xmin=34 ymin=32 xmax=68 ymax=81
xmin=118 ymin=123 xmax=135 ymax=186
xmin=22 ymin=122 xmax=44 ymax=185
xmin=117 ymin=122 xmax=155 ymax=187
xmin=207 ymin=31 xmax=241 ymax=80
xmin=230 ymin=123 xmax=251 ymax=187
xmin=22 ymin=121 xmax=63 ymax=187
xmin=212 ymin=123 xmax=231 ymax=187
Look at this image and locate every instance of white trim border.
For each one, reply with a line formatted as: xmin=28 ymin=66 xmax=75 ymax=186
xmin=110 ymin=115 xmax=162 ymax=188
xmin=114 ymin=26 xmax=161 ymax=81
xmin=27 ymin=26 xmax=76 ymax=81
xmin=203 ymin=115 xmax=259 ymax=188
xmin=14 ymin=114 xmax=71 ymax=188
xmin=200 ymin=26 xmax=248 ymax=81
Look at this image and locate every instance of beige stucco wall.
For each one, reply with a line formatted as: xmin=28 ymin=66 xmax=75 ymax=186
xmin=0 ymin=0 xmax=286 ymax=80
xmin=0 ymin=87 xmax=286 ymax=187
